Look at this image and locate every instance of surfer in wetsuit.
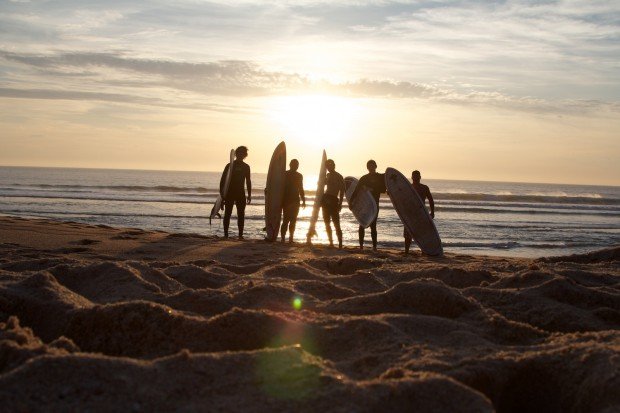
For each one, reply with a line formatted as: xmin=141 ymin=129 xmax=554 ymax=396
xmin=220 ymin=146 xmax=252 ymax=239
xmin=404 ymin=170 xmax=435 ymax=253
xmin=322 ymin=159 xmax=345 ymax=248
xmin=280 ymin=159 xmax=306 ymax=243
xmin=351 ymin=159 xmax=386 ymax=251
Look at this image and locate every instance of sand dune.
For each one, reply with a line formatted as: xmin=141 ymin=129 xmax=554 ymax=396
xmin=0 ymin=216 xmax=618 ymax=412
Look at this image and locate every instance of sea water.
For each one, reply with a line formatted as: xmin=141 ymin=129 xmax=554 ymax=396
xmin=0 ymin=166 xmax=618 ymax=258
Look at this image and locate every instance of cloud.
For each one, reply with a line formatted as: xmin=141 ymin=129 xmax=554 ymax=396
xmin=0 ymin=86 xmax=247 ymax=113
xmin=1 ymin=49 xmax=617 ymax=116
xmin=1 ymin=0 xmax=618 ymax=101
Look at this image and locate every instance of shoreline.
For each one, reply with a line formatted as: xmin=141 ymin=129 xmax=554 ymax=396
xmin=2 ymin=213 xmax=616 ymax=260
xmin=1 ymin=215 xmax=618 ymax=411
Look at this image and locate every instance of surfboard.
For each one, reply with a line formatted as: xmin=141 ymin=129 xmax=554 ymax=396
xmin=209 ymin=149 xmax=235 ymax=225
xmin=384 ymin=167 xmax=443 ymax=256
xmin=264 ymin=141 xmax=286 ymax=241
xmin=344 ymin=176 xmax=378 ymax=228
xmin=306 ymin=150 xmax=327 ymax=243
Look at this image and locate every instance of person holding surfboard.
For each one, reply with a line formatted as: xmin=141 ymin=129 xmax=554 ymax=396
xmin=351 ymin=159 xmax=386 ymax=251
xmin=322 ymin=159 xmax=345 ymax=248
xmin=280 ymin=159 xmax=306 ymax=243
xmin=404 ymin=170 xmax=435 ymax=253
xmin=220 ymin=146 xmax=252 ymax=239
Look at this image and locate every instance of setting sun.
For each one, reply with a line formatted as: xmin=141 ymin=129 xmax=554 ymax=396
xmin=266 ymin=95 xmax=361 ymax=148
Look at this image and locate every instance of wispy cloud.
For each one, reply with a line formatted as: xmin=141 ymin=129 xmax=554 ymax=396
xmin=0 ymin=1 xmax=618 ymax=113
xmin=1 ymin=49 xmax=617 ymax=116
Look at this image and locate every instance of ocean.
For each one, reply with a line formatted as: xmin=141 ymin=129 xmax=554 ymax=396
xmin=0 ymin=166 xmax=618 ymax=258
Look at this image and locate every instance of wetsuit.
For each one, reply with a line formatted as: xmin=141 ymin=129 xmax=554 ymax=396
xmin=322 ymin=171 xmax=345 ymax=247
xmin=353 ymin=172 xmax=386 ymax=249
xmin=404 ymin=182 xmax=435 ymax=251
xmin=220 ymin=160 xmax=251 ymax=237
xmin=280 ymin=170 xmax=305 ymax=241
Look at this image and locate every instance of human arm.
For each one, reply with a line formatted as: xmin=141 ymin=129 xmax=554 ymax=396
xmin=299 ymin=174 xmax=306 ymax=208
xmin=219 ymin=164 xmax=230 ymax=197
xmin=246 ymin=165 xmax=252 ymax=204
xmin=427 ymin=187 xmax=435 ymax=218
xmin=338 ymin=175 xmax=345 ymax=211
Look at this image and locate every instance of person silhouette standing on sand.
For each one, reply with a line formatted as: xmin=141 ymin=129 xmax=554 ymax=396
xmin=405 ymin=170 xmax=435 ymax=253
xmin=322 ymin=159 xmax=345 ymax=248
xmin=351 ymin=159 xmax=386 ymax=251
xmin=220 ymin=146 xmax=252 ymax=239
xmin=280 ymin=159 xmax=306 ymax=243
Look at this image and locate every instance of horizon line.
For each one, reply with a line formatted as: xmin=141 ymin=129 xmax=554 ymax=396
xmin=1 ymin=164 xmax=618 ymax=188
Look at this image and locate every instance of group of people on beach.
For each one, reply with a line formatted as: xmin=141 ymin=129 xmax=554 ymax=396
xmin=219 ymin=145 xmax=435 ymax=252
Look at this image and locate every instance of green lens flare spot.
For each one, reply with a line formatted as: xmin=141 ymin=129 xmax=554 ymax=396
xmin=293 ymin=297 xmax=302 ymax=310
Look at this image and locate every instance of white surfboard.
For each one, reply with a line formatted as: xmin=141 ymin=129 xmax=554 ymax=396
xmin=306 ymin=150 xmax=327 ymax=243
xmin=344 ymin=176 xmax=378 ymax=228
xmin=385 ymin=167 xmax=442 ymax=256
xmin=265 ymin=141 xmax=286 ymax=241
xmin=209 ymin=149 xmax=235 ymax=224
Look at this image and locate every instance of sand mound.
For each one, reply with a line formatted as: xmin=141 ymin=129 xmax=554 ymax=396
xmin=450 ymin=333 xmax=620 ymax=413
xmin=0 ymin=257 xmax=78 ymax=273
xmin=49 ymin=262 xmax=176 ymax=303
xmin=331 ymin=272 xmax=388 ymax=293
xmin=159 ymin=289 xmax=232 ymax=316
xmin=324 ymin=279 xmax=478 ymax=318
xmin=307 ymin=256 xmax=383 ymax=275
xmin=0 ymin=346 xmax=494 ymax=412
xmin=163 ymin=264 xmax=232 ymax=289
xmin=262 ymin=263 xmax=323 ymax=280
xmin=292 ymin=279 xmax=356 ymax=300
xmin=410 ymin=266 xmax=497 ymax=288
xmin=65 ymin=304 xmax=310 ymax=358
xmin=219 ymin=261 xmax=276 ymax=275
xmin=0 ymin=316 xmax=78 ymax=374
xmin=466 ymin=275 xmax=619 ymax=333
xmin=232 ymin=284 xmax=314 ymax=312
xmin=0 ymin=272 xmax=92 ymax=340
xmin=538 ymin=246 xmax=620 ymax=263
xmin=1 ymin=219 xmax=618 ymax=412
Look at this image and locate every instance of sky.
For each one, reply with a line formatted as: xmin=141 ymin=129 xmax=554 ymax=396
xmin=0 ymin=0 xmax=619 ymax=185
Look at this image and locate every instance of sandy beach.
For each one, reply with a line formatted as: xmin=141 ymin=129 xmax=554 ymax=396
xmin=0 ymin=215 xmax=618 ymax=412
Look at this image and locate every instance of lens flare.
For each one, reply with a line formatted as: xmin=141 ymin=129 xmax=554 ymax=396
xmin=293 ymin=297 xmax=302 ymax=310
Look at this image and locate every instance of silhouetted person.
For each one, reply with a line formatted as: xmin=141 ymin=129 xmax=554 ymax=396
xmin=351 ymin=159 xmax=385 ymax=251
xmin=404 ymin=170 xmax=435 ymax=253
xmin=220 ymin=146 xmax=252 ymax=239
xmin=280 ymin=159 xmax=306 ymax=242
xmin=322 ymin=159 xmax=345 ymax=248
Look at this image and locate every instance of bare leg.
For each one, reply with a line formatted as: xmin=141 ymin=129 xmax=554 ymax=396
xmin=358 ymin=225 xmax=364 ymax=249
xmin=288 ymin=220 xmax=296 ymax=242
xmin=280 ymin=214 xmax=289 ymax=242
xmin=370 ymin=219 xmax=377 ymax=251
xmin=289 ymin=204 xmax=299 ymax=242
xmin=322 ymin=207 xmax=333 ymax=246
xmin=404 ymin=229 xmax=412 ymax=253
xmin=333 ymin=212 xmax=342 ymax=249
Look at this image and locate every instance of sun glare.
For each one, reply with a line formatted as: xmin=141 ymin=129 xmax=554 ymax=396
xmin=267 ymin=95 xmax=360 ymax=148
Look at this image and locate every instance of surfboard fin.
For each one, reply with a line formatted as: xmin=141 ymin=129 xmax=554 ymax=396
xmin=306 ymin=227 xmax=317 ymax=240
